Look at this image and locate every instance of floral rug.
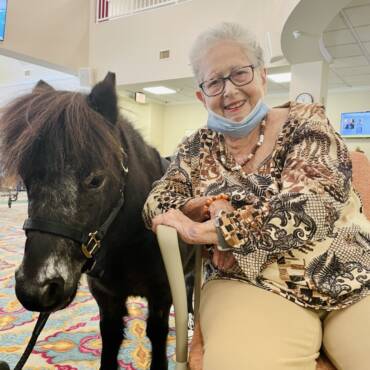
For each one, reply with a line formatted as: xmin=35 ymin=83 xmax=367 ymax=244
xmin=0 ymin=200 xmax=178 ymax=369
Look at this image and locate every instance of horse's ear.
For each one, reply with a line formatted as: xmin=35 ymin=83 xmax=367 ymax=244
xmin=87 ymin=72 xmax=118 ymax=125
xmin=33 ymin=80 xmax=54 ymax=92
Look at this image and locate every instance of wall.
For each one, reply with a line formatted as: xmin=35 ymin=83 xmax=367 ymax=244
xmin=118 ymin=94 xmax=152 ymax=141
xmin=0 ymin=0 xmax=90 ymax=74
xmin=149 ymin=103 xmax=165 ymax=150
xmin=118 ymin=94 xmax=165 ymax=151
xmin=161 ymin=102 xmax=207 ymax=156
xmin=89 ymin=0 xmax=299 ymax=84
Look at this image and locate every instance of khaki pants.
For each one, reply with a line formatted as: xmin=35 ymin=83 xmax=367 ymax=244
xmin=199 ymin=280 xmax=370 ymax=370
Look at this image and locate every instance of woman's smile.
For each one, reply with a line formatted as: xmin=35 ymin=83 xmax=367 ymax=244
xmin=224 ymin=99 xmax=249 ymax=121
xmin=224 ymin=100 xmax=246 ymax=111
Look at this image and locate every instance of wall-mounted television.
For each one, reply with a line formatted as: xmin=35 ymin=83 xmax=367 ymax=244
xmin=340 ymin=111 xmax=370 ymax=138
xmin=0 ymin=0 xmax=7 ymax=41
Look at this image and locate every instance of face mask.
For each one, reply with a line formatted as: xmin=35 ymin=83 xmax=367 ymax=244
xmin=207 ymin=99 xmax=269 ymax=138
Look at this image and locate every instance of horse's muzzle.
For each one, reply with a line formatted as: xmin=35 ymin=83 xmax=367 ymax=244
xmin=15 ymin=271 xmax=70 ymax=312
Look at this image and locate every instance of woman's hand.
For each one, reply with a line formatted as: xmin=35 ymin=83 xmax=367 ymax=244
xmin=180 ymin=197 xmax=211 ymax=222
xmin=207 ymin=197 xmax=237 ymax=271
xmin=208 ymin=198 xmax=235 ymax=219
xmin=212 ymin=249 xmax=236 ymax=271
xmin=152 ymin=209 xmax=218 ymax=245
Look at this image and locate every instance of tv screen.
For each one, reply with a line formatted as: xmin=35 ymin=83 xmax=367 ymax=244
xmin=340 ymin=111 xmax=370 ymax=138
xmin=0 ymin=0 xmax=7 ymax=41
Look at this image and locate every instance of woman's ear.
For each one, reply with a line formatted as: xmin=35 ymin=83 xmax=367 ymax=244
xmin=259 ymin=67 xmax=268 ymax=93
xmin=196 ymin=90 xmax=206 ymax=106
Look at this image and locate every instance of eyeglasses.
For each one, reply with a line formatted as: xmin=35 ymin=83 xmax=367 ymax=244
xmin=199 ymin=64 xmax=256 ymax=97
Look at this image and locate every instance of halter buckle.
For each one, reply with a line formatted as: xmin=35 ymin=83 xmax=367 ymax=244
xmin=81 ymin=231 xmax=101 ymax=259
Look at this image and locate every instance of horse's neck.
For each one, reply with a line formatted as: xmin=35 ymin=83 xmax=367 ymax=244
xmin=118 ymin=120 xmax=163 ymax=182
xmin=119 ymin=119 xmax=160 ymax=158
xmin=116 ymin=119 xmax=164 ymax=232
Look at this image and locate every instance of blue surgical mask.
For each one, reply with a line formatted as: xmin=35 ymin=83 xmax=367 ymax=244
xmin=207 ymin=99 xmax=269 ymax=138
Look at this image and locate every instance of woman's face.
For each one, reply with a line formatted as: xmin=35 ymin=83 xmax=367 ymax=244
xmin=196 ymin=40 xmax=267 ymax=123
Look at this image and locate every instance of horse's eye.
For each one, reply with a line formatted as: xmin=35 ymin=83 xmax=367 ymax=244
xmin=85 ymin=174 xmax=105 ymax=189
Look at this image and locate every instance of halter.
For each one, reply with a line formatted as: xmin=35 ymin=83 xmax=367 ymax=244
xmin=22 ymin=150 xmax=129 ymax=274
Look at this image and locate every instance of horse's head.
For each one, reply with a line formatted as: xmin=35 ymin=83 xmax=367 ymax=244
xmin=0 ymin=73 xmax=126 ymax=312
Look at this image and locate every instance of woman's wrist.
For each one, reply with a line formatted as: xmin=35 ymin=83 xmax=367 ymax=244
xmin=191 ymin=219 xmax=218 ymax=245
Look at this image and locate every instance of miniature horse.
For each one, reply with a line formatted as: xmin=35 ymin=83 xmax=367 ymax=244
xmin=0 ymin=73 xmax=193 ymax=370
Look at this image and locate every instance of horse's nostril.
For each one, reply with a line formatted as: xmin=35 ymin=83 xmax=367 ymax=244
xmin=41 ymin=277 xmax=65 ymax=307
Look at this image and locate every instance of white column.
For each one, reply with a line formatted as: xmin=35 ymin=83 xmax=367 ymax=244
xmin=289 ymin=61 xmax=329 ymax=105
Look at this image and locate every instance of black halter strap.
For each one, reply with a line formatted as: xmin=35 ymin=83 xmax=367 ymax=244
xmin=23 ymin=218 xmax=89 ymax=245
xmin=23 ymin=192 xmax=125 ymax=255
xmin=23 ymin=152 xmax=128 ymax=273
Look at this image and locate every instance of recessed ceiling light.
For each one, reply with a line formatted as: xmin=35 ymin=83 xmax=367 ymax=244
xmin=143 ymin=86 xmax=176 ymax=95
xmin=267 ymin=72 xmax=291 ymax=83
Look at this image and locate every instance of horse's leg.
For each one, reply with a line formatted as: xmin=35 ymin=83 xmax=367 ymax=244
xmin=89 ymin=283 xmax=127 ymax=370
xmin=99 ymin=297 xmax=127 ymax=370
xmin=185 ymin=270 xmax=195 ymax=315
xmin=146 ymin=296 xmax=171 ymax=370
xmin=180 ymin=242 xmax=195 ymax=316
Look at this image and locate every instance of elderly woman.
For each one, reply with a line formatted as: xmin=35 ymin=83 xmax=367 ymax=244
xmin=143 ymin=22 xmax=370 ymax=370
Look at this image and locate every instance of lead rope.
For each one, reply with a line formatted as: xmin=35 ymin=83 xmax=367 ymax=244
xmin=13 ymin=313 xmax=50 ymax=370
xmin=0 ymin=312 xmax=49 ymax=370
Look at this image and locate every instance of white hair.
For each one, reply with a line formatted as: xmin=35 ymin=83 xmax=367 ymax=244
xmin=189 ymin=22 xmax=265 ymax=83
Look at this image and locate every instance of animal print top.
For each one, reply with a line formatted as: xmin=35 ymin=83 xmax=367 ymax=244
xmin=143 ymin=102 xmax=370 ymax=310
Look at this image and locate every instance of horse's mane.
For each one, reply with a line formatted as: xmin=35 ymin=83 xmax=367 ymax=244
xmin=0 ymin=89 xmax=123 ymax=181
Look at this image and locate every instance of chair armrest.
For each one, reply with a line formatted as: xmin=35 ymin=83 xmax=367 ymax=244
xmin=157 ymin=224 xmax=188 ymax=368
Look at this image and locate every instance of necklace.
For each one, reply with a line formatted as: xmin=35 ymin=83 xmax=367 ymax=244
xmin=238 ymin=118 xmax=266 ymax=168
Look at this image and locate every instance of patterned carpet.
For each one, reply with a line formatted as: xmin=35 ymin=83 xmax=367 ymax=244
xmin=0 ymin=199 xmax=178 ymax=369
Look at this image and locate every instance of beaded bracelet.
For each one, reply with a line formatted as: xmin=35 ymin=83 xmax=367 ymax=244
xmin=203 ymin=194 xmax=230 ymax=215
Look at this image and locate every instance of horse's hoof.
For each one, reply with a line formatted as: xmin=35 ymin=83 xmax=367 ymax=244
xmin=150 ymin=363 xmax=167 ymax=370
xmin=0 ymin=361 xmax=10 ymax=370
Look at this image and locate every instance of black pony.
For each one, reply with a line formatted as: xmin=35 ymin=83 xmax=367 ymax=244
xmin=0 ymin=73 xmax=193 ymax=370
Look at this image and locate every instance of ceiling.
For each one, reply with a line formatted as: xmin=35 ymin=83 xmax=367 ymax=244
xmin=324 ymin=0 xmax=370 ymax=89
xmin=120 ymin=0 xmax=370 ymax=104
xmin=1 ymin=0 xmax=370 ymax=106
xmin=118 ymin=77 xmax=199 ymax=105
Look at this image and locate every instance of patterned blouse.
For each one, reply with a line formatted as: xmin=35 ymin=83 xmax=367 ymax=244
xmin=143 ymin=102 xmax=370 ymax=310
